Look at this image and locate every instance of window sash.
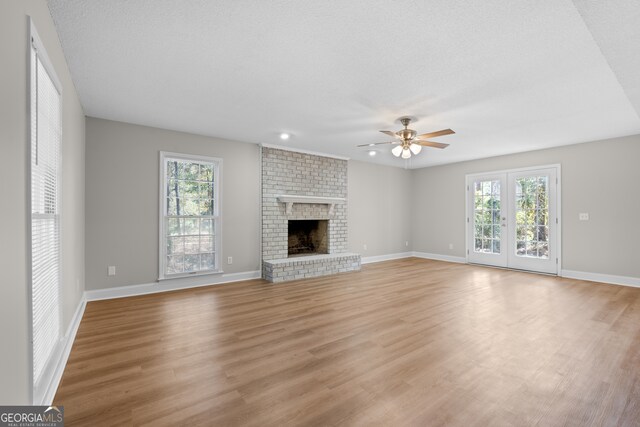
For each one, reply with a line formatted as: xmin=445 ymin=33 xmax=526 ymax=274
xmin=159 ymin=153 xmax=221 ymax=279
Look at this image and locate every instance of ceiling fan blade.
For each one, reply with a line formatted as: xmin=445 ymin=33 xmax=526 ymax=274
xmin=414 ymin=140 xmax=449 ymax=149
xmin=416 ymin=129 xmax=455 ymax=139
xmin=356 ymin=141 xmax=398 ymax=147
xmin=379 ymin=130 xmax=400 ymax=139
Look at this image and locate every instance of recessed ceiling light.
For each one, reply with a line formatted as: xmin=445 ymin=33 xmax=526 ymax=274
xmin=368 ymin=150 xmax=377 ymax=157
xmin=279 ymin=133 xmax=290 ymax=140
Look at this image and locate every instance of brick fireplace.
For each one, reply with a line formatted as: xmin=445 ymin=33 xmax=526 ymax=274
xmin=261 ymin=146 xmax=361 ymax=282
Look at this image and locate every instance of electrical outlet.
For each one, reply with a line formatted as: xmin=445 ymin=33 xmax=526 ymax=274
xmin=227 ymin=256 xmax=233 ymax=265
xmin=449 ymin=243 xmax=454 ymax=250
xmin=405 ymin=241 xmax=409 ymax=247
xmin=363 ymin=244 xmax=367 ymax=250
xmin=108 ymin=266 xmax=116 ymax=276
xmin=76 ymin=278 xmax=80 ymax=291
xmin=579 ymin=213 xmax=589 ymax=221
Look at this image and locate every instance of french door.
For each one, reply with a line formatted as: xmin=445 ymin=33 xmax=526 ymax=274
xmin=466 ymin=166 xmax=559 ymax=274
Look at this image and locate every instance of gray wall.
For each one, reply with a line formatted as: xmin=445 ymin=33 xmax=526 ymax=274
xmin=87 ymin=121 xmax=640 ymax=285
xmin=411 ymin=135 xmax=640 ymax=278
xmin=85 ymin=119 xmax=417 ymax=289
xmin=0 ymin=1 xmax=85 ymax=404
xmin=85 ymin=118 xmax=261 ymax=290
xmin=348 ymin=160 xmax=413 ymax=257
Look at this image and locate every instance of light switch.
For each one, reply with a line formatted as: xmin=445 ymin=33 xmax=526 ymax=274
xmin=108 ymin=266 xmax=116 ymax=276
xmin=579 ymin=213 xmax=589 ymax=221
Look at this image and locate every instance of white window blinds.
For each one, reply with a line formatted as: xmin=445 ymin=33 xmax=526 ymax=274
xmin=30 ymin=35 xmax=62 ymax=389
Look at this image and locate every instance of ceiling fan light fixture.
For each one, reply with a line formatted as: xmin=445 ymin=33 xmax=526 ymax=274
xmin=360 ymin=118 xmax=453 ymax=160
xmin=279 ymin=132 xmax=290 ymax=140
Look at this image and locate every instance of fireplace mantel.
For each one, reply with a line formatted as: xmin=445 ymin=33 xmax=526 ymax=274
xmin=277 ymin=195 xmax=346 ymax=215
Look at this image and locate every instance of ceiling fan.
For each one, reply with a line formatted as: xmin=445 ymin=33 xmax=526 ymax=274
xmin=359 ymin=117 xmax=454 ymax=159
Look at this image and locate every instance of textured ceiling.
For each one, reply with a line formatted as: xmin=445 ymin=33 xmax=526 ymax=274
xmin=48 ymin=0 xmax=640 ymax=168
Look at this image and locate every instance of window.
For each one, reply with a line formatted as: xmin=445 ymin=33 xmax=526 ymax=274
xmin=160 ymin=152 xmax=221 ymax=279
xmin=30 ymin=21 xmax=63 ymax=402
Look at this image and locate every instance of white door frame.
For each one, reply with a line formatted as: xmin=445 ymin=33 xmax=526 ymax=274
xmin=465 ymin=164 xmax=562 ymax=275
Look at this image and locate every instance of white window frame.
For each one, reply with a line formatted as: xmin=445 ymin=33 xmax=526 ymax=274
xmin=28 ymin=18 xmax=65 ymax=405
xmin=159 ymin=151 xmax=223 ymax=280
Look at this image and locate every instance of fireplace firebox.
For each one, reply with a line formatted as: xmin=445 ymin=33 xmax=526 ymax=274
xmin=288 ymin=220 xmax=328 ymax=256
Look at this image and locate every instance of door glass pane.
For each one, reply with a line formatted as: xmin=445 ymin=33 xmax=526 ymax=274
xmin=473 ymin=179 xmax=501 ymax=254
xmin=515 ymin=175 xmax=549 ymax=259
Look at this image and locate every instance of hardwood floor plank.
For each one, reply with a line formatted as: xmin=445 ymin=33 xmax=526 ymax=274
xmin=54 ymin=258 xmax=640 ymax=426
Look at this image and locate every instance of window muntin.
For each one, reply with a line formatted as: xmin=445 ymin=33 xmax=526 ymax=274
xmin=473 ymin=179 xmax=501 ymax=254
xmin=515 ymin=175 xmax=550 ymax=259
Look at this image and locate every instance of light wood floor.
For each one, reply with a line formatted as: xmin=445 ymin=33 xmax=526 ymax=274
xmin=55 ymin=258 xmax=640 ymax=426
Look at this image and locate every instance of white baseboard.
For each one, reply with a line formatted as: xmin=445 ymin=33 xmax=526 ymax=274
xmin=561 ymin=269 xmax=640 ymax=288
xmin=85 ymin=270 xmax=262 ymax=301
xmin=361 ymin=251 xmax=469 ymax=265
xmin=411 ymin=251 xmax=467 ymax=264
xmin=40 ymin=295 xmax=86 ymax=405
xmin=361 ymin=252 xmax=413 ymax=264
